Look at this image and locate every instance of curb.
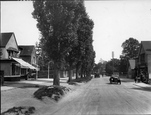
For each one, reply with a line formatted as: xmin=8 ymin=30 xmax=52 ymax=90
xmin=133 ymin=83 xmax=151 ymax=88
xmin=1 ymin=86 xmax=18 ymax=92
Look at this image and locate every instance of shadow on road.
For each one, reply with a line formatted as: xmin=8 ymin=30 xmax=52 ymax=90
xmin=67 ymin=76 xmax=93 ymax=85
xmin=106 ymin=83 xmax=121 ymax=85
xmin=36 ymin=79 xmax=67 ymax=83
xmin=131 ymin=87 xmax=151 ymax=92
xmin=3 ymin=81 xmax=46 ymax=89
xmin=2 ymin=79 xmax=68 ymax=89
xmin=120 ymin=78 xmax=134 ymax=83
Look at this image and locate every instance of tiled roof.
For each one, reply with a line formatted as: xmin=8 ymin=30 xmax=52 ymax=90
xmin=19 ymin=45 xmax=35 ymax=56
xmin=0 ymin=32 xmax=14 ymax=47
xmin=141 ymin=41 xmax=151 ymax=54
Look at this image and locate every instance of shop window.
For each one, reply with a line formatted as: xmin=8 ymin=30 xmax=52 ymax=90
xmin=21 ymin=68 xmax=26 ymax=75
xmin=12 ymin=63 xmax=20 ymax=75
xmin=15 ymin=65 xmax=20 ymax=75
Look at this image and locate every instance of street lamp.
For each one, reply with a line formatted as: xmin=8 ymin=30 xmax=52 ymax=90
xmin=112 ymin=51 xmax=114 ymax=74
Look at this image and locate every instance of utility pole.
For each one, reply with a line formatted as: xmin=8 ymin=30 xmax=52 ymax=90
xmin=112 ymin=51 xmax=114 ymax=74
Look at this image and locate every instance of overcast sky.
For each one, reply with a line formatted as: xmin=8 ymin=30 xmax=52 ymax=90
xmin=1 ymin=1 xmax=151 ymax=63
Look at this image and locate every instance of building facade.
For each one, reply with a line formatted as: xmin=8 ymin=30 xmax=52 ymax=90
xmin=137 ymin=41 xmax=151 ymax=83
xmin=0 ymin=32 xmax=38 ymax=80
xmin=0 ymin=32 xmax=21 ymax=80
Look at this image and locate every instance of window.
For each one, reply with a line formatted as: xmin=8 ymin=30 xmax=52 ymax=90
xmin=12 ymin=63 xmax=20 ymax=75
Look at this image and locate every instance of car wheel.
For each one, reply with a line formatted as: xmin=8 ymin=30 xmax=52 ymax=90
xmin=119 ymin=81 xmax=121 ymax=84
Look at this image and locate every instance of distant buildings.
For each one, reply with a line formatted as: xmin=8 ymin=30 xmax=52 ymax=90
xmin=0 ymin=32 xmax=38 ymax=81
xmin=123 ymin=41 xmax=151 ymax=84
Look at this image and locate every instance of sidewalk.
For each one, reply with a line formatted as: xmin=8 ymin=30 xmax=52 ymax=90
xmin=134 ymin=82 xmax=151 ymax=88
xmin=120 ymin=77 xmax=151 ymax=89
xmin=1 ymin=86 xmax=17 ymax=91
xmin=1 ymin=78 xmax=70 ymax=92
xmin=1 ymin=80 xmax=43 ymax=91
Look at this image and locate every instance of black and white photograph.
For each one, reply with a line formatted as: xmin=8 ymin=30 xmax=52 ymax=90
xmin=1 ymin=0 xmax=151 ymax=114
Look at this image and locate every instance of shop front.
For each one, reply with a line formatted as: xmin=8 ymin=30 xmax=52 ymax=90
xmin=0 ymin=58 xmax=37 ymax=81
xmin=137 ymin=63 xmax=149 ymax=83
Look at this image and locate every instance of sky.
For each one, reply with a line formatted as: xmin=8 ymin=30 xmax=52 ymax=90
xmin=1 ymin=1 xmax=151 ymax=63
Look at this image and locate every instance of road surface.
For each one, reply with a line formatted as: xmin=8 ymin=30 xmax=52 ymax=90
xmin=45 ymin=76 xmax=151 ymax=115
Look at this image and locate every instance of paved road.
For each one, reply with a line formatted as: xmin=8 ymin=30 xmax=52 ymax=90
xmin=45 ymin=77 xmax=151 ymax=115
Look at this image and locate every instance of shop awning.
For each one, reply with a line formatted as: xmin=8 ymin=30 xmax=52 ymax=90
xmin=12 ymin=57 xmax=38 ymax=70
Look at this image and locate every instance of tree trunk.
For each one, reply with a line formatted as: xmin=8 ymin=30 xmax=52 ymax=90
xmin=53 ymin=65 xmax=60 ymax=86
xmin=80 ymin=68 xmax=83 ymax=78
xmin=76 ymin=67 xmax=79 ymax=79
xmin=84 ymin=71 xmax=86 ymax=78
xmin=68 ymin=68 xmax=72 ymax=82
xmin=87 ymin=71 xmax=91 ymax=78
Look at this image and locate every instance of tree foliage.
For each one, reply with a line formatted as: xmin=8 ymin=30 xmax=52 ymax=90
xmin=32 ymin=0 xmax=95 ymax=84
xmin=105 ymin=58 xmax=120 ymax=75
xmin=120 ymin=37 xmax=140 ymax=74
xmin=93 ymin=61 xmax=106 ymax=74
xmin=121 ymin=37 xmax=140 ymax=59
xmin=76 ymin=16 xmax=95 ymax=78
xmin=119 ymin=55 xmax=128 ymax=75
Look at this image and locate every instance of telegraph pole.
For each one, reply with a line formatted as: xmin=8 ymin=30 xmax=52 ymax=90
xmin=112 ymin=51 xmax=114 ymax=74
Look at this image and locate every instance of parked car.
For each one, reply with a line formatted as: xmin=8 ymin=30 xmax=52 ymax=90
xmin=94 ymin=73 xmax=100 ymax=78
xmin=105 ymin=73 xmax=112 ymax=76
xmin=30 ymin=72 xmax=36 ymax=79
xmin=109 ymin=76 xmax=121 ymax=84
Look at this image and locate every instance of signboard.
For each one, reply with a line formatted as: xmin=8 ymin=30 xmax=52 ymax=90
xmin=129 ymin=59 xmax=135 ymax=69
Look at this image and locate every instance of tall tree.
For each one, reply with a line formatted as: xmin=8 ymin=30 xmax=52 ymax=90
xmin=121 ymin=37 xmax=140 ymax=59
xmin=64 ymin=0 xmax=88 ymax=82
xmin=105 ymin=58 xmax=120 ymax=75
xmin=75 ymin=15 xmax=95 ymax=78
xmin=32 ymin=0 xmax=83 ymax=85
xmin=121 ymin=37 xmax=140 ymax=74
xmin=119 ymin=55 xmax=128 ymax=75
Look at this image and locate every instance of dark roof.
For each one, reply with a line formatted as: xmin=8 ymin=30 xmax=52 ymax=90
xmin=0 ymin=32 xmax=14 ymax=47
xmin=141 ymin=41 xmax=151 ymax=54
xmin=19 ymin=45 xmax=35 ymax=56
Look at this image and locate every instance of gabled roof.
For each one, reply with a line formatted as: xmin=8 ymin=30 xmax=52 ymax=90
xmin=141 ymin=41 xmax=151 ymax=55
xmin=0 ymin=32 xmax=14 ymax=47
xmin=19 ymin=45 xmax=35 ymax=56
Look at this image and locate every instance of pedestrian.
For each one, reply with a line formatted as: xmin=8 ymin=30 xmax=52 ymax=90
xmin=134 ymin=77 xmax=137 ymax=83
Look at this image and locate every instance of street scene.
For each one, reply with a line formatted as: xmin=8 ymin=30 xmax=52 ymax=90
xmin=1 ymin=1 xmax=151 ymax=115
xmin=1 ymin=76 xmax=151 ymax=114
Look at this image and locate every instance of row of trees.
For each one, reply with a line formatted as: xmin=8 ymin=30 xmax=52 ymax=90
xmin=95 ymin=37 xmax=140 ymax=75
xmin=33 ymin=0 xmax=95 ymax=85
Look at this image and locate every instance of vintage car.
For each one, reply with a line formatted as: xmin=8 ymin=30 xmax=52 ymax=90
xmin=94 ymin=73 xmax=100 ymax=78
xmin=109 ymin=75 xmax=121 ymax=84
